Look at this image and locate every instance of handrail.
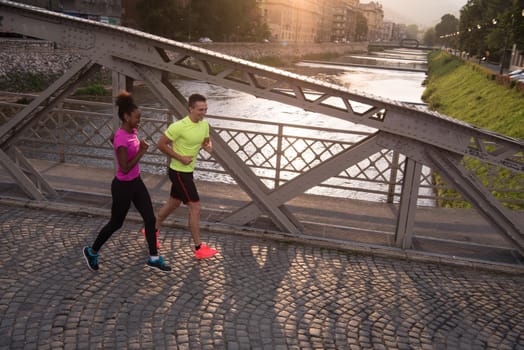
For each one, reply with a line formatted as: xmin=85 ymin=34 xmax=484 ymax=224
xmin=2 ymin=95 xmax=522 ymax=208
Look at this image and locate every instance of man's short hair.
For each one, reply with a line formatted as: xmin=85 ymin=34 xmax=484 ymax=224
xmin=188 ymin=93 xmax=206 ymax=108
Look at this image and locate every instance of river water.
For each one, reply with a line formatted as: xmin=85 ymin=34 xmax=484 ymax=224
xmin=137 ymin=48 xmax=427 ymax=116
xmin=296 ymin=62 xmax=426 ymax=105
xmin=134 ymin=49 xmax=427 ymax=130
xmin=133 ymin=48 xmax=431 ymax=203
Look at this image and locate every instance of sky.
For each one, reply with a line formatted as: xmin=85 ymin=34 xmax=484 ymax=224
xmin=378 ymin=0 xmax=468 ymax=28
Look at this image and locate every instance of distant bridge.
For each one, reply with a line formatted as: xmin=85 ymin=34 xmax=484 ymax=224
xmin=369 ymin=41 xmax=437 ymax=51
xmin=0 ymin=0 xmax=522 ymax=263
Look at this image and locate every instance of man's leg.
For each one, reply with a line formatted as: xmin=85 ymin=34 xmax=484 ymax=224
xmin=187 ymin=201 xmax=202 ymax=246
xmin=156 ymin=196 xmax=182 ymax=229
xmin=188 ymin=201 xmax=217 ymax=259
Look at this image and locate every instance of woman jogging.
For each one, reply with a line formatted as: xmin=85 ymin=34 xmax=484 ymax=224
xmin=83 ymin=90 xmax=171 ymax=272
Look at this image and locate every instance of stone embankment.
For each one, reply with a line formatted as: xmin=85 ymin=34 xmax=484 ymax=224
xmin=0 ymin=39 xmax=82 ymax=77
xmin=193 ymin=41 xmax=367 ymax=61
xmin=0 ymin=38 xmax=367 ymax=77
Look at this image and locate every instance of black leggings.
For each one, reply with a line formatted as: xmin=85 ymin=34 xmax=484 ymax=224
xmin=92 ymin=177 xmax=157 ymax=256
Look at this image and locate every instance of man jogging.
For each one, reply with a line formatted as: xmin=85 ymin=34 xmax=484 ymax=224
xmin=150 ymin=93 xmax=218 ymax=259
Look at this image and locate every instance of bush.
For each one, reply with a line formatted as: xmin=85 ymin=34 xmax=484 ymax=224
xmin=253 ymin=56 xmax=293 ymax=67
xmin=73 ymin=83 xmax=108 ymax=96
xmin=0 ymin=71 xmax=61 ymax=92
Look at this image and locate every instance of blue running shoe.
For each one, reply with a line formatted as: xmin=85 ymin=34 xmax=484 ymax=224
xmin=83 ymin=247 xmax=99 ymax=271
xmin=147 ymin=256 xmax=171 ymax=272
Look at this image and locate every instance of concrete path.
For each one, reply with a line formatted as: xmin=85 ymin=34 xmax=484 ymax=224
xmin=1 ymin=202 xmax=524 ymax=349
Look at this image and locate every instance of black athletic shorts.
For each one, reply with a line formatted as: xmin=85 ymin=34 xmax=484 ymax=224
xmin=168 ymin=168 xmax=199 ymax=204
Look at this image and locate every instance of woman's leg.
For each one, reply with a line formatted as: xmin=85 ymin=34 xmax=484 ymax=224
xmin=92 ymin=178 xmax=132 ymax=252
xmin=132 ymin=178 xmax=158 ymax=256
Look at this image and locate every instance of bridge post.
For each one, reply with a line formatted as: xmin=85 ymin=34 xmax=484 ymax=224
xmin=386 ymin=150 xmax=400 ymax=203
xmin=394 ymin=157 xmax=422 ymax=249
xmin=275 ymin=125 xmax=284 ymax=188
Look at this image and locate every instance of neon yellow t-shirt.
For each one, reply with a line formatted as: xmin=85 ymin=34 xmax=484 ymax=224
xmin=164 ymin=116 xmax=209 ymax=172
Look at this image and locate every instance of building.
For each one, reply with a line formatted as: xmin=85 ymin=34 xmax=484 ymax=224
xmin=328 ymin=0 xmax=359 ymax=43
xmin=358 ymin=1 xmax=383 ymax=41
xmin=259 ymin=0 xmax=366 ymax=43
xmin=378 ymin=20 xmax=393 ymax=41
xmin=377 ymin=21 xmax=407 ymax=42
xmin=14 ymin=0 xmax=122 ymax=24
xmin=258 ymin=0 xmax=323 ymax=42
xmin=61 ymin=0 xmax=121 ymax=24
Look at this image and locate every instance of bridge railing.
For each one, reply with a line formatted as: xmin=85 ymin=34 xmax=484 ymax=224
xmin=1 ymin=92 xmax=522 ymax=210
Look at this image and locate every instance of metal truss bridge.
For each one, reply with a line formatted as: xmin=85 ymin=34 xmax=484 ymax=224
xmin=368 ymin=40 xmax=434 ymax=51
xmin=0 ymin=1 xmax=523 ymax=260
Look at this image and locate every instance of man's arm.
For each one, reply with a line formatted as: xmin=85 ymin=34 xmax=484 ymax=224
xmin=202 ymin=137 xmax=212 ymax=153
xmin=157 ymin=134 xmax=193 ymax=165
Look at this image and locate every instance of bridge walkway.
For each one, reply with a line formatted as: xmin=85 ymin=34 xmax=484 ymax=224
xmin=1 ymin=159 xmax=522 ymax=272
xmin=1 ymin=196 xmax=523 ymax=349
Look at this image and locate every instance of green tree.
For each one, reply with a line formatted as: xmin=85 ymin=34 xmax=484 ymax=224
xmin=136 ymin=0 xmax=269 ymax=42
xmin=458 ymin=0 xmax=522 ymax=61
xmin=458 ymin=0 xmax=485 ymax=56
xmin=188 ymin=0 xmax=269 ymax=41
xmin=136 ymin=0 xmax=181 ymax=39
xmin=435 ymin=13 xmax=459 ymax=45
xmin=237 ymin=0 xmax=271 ymax=41
xmin=423 ymin=27 xmax=437 ymax=46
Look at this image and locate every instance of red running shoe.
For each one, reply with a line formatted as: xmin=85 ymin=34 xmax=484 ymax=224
xmin=194 ymin=244 xmax=218 ymax=259
xmin=141 ymin=228 xmax=160 ymax=249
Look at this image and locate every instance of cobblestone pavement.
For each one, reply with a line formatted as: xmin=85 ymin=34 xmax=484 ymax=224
xmin=0 ymin=204 xmax=523 ymax=350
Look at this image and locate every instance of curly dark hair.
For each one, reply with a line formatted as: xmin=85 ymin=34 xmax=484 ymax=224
xmin=115 ymin=90 xmax=137 ymax=121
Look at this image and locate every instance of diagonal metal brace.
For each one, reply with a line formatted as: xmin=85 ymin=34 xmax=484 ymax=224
xmin=0 ymin=57 xmax=99 ymax=199
xmin=7 ymin=146 xmax=58 ymax=199
xmin=426 ymin=148 xmax=524 ymax=255
xmin=0 ymin=57 xmax=99 ymax=147
xmin=130 ymin=63 xmax=302 ymax=234
xmin=0 ymin=148 xmax=46 ymax=200
xmin=223 ymin=132 xmax=385 ymax=226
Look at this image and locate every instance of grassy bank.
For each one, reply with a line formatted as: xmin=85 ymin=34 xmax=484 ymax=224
xmin=423 ymin=51 xmax=524 ymax=139
xmin=422 ymin=51 xmax=523 ymax=209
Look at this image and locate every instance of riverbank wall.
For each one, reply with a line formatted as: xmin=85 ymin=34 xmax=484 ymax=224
xmin=192 ymin=41 xmax=367 ymax=61
xmin=0 ymin=38 xmax=367 ymax=78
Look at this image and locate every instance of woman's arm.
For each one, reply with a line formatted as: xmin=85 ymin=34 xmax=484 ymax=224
xmin=116 ymin=140 xmax=148 ymax=174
